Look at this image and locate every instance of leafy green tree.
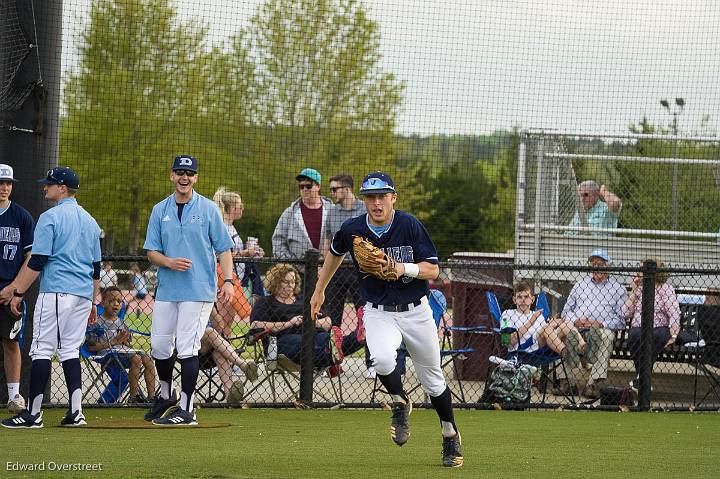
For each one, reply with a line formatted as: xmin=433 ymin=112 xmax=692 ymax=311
xmin=61 ymin=0 xmax=236 ymax=252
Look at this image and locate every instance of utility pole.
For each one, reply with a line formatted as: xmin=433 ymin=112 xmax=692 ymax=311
xmin=660 ymin=98 xmax=684 ymax=231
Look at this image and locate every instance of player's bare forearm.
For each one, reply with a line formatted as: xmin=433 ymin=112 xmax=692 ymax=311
xmin=316 ymin=253 xmax=344 ymax=294
xmin=8 ymin=263 xmax=41 ymax=295
xmin=311 ymin=253 xmax=344 ymax=317
xmin=217 ymin=250 xmax=233 ymax=280
xmin=148 ymin=250 xmax=192 ymax=271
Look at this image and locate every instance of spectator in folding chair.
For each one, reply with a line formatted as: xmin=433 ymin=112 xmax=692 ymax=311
xmin=502 ymin=281 xmax=586 ymax=361
xmin=199 ymin=308 xmax=259 ymax=403
xmin=249 ymin=264 xmax=365 ymax=375
xmin=85 ymin=287 xmax=156 ymax=404
xmin=623 ymin=257 xmax=681 ymax=391
xmin=556 ymin=249 xmax=627 ymax=399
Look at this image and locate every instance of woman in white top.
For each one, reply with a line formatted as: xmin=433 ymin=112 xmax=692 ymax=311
xmin=212 ymin=187 xmax=264 ymax=337
xmin=501 ymin=281 xmax=585 ymax=356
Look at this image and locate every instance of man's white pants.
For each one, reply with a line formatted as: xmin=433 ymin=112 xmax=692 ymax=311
xmin=364 ymin=297 xmax=447 ymax=397
xmin=151 ymin=301 xmax=213 ymax=360
xmin=30 ymin=293 xmax=92 ymax=362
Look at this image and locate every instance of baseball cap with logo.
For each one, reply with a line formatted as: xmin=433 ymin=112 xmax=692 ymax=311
xmin=589 ymin=249 xmax=611 ymax=262
xmin=296 ymin=168 xmax=321 ymax=185
xmin=359 ymin=171 xmax=395 ymax=195
xmin=37 ymin=166 xmax=80 ymax=189
xmin=0 ymin=164 xmax=18 ymax=182
xmin=172 ymin=155 xmax=198 ymax=172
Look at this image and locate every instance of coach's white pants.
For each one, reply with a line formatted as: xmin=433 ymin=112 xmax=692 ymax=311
xmin=364 ymin=298 xmax=447 ymax=397
xmin=30 ymin=293 xmax=92 ymax=362
xmin=151 ymin=301 xmax=213 ymax=360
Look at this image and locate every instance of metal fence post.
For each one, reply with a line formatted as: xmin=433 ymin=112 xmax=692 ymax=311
xmin=638 ymin=259 xmax=657 ymax=410
xmin=300 ymin=249 xmax=320 ymax=403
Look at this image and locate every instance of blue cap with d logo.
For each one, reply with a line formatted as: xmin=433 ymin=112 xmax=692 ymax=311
xmin=172 ymin=155 xmax=198 ymax=172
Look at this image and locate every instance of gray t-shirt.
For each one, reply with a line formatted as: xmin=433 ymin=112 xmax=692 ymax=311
xmin=325 ymin=198 xmax=366 ymax=259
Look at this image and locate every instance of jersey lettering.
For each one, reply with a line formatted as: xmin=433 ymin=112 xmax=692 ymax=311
xmin=0 ymin=227 xmax=20 ymax=243
xmin=2 ymin=244 xmax=17 ymax=261
xmin=382 ymin=246 xmax=414 ymax=263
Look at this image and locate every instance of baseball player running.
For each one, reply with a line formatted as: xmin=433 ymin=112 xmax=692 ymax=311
xmin=1 ymin=167 xmax=101 ymax=428
xmin=143 ymin=155 xmax=234 ymax=426
xmin=310 ymin=171 xmax=463 ymax=468
xmin=0 ymin=165 xmax=34 ymax=414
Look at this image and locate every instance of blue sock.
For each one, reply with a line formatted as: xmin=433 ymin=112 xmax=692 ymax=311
xmin=179 ymin=356 xmax=199 ymax=412
xmin=28 ymin=359 xmax=52 ymax=415
xmin=154 ymin=357 xmax=175 ymax=399
xmin=61 ymin=358 xmax=82 ymax=413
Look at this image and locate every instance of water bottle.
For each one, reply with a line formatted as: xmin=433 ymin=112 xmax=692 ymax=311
xmin=500 ymin=317 xmax=511 ymax=347
xmin=267 ymin=336 xmax=278 ymax=371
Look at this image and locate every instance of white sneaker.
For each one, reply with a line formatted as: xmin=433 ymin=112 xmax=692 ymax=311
xmin=366 ymin=367 xmax=376 ymax=379
xmin=7 ymin=394 xmax=25 ymax=414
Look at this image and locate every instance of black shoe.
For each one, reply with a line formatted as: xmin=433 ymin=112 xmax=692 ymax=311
xmin=128 ymin=392 xmax=149 ymax=405
xmin=1 ymin=410 xmax=43 ymax=429
xmin=390 ymin=400 xmax=412 ymax=446
xmin=442 ymin=433 xmax=464 ymax=468
xmin=152 ymin=408 xmax=197 ymax=426
xmin=60 ymin=409 xmax=87 ymax=427
xmin=144 ymin=393 xmax=178 ymax=422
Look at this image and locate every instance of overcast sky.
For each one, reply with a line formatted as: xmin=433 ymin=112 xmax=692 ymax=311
xmin=61 ymin=0 xmax=720 ymax=135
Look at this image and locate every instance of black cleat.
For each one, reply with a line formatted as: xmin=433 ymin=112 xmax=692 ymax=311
xmin=389 ymin=400 xmax=412 ymax=446
xmin=442 ymin=433 xmax=464 ymax=468
xmin=152 ymin=408 xmax=197 ymax=426
xmin=1 ymin=410 xmax=43 ymax=429
xmin=60 ymin=409 xmax=87 ymax=427
xmin=144 ymin=392 xmax=178 ymax=422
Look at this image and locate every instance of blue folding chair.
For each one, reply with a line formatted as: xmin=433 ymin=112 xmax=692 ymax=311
xmin=81 ymin=303 xmax=147 ymax=403
xmin=484 ymin=290 xmax=576 ymax=404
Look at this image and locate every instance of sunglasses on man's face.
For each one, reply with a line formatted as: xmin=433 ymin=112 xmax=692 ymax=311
xmin=329 ymin=186 xmax=348 ymax=193
xmin=298 ymin=183 xmax=315 ymax=190
xmin=174 ymin=170 xmax=196 ymax=177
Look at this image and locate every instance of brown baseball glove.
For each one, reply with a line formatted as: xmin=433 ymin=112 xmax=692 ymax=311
xmin=352 ymin=236 xmax=399 ymax=281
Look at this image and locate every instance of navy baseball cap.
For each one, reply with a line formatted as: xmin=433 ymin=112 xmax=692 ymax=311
xmin=38 ymin=166 xmax=80 ymax=189
xmin=296 ymin=168 xmax=321 ymax=184
xmin=359 ymin=171 xmax=395 ymax=195
xmin=172 ymin=155 xmax=198 ymax=172
xmin=589 ymin=249 xmax=611 ymax=262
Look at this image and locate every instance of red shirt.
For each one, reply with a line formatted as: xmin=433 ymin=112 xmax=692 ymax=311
xmin=300 ymin=201 xmax=323 ymax=249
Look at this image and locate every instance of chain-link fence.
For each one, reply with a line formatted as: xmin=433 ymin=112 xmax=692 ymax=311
xmin=27 ymin=255 xmax=717 ymax=411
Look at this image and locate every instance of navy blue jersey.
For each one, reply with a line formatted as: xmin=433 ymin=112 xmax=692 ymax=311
xmin=0 ymin=202 xmax=34 ymax=289
xmin=330 ymin=210 xmax=438 ymax=305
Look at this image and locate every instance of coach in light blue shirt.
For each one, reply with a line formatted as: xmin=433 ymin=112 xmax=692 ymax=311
xmin=33 ymin=197 xmax=102 ymax=301
xmin=141 ymin=155 xmax=236 ymax=426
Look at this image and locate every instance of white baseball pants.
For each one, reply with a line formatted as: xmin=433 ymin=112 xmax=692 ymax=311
xmin=30 ymin=293 xmax=92 ymax=362
xmin=151 ymin=301 xmax=213 ymax=360
xmin=363 ymin=297 xmax=447 ymax=397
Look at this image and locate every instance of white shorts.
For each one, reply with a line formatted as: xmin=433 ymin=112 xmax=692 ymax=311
xmin=30 ymin=293 xmax=92 ymax=362
xmin=151 ymin=301 xmax=213 ymax=360
xmin=363 ymin=297 xmax=447 ymax=397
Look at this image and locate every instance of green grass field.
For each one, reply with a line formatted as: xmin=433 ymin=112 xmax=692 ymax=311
xmin=2 ymin=408 xmax=718 ymax=478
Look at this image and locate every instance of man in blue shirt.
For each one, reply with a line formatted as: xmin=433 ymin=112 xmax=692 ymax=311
xmin=1 ymin=166 xmax=102 ymax=429
xmin=311 ymin=172 xmax=463 ymax=468
xmin=0 ymin=165 xmax=34 ymax=414
xmin=143 ymin=155 xmax=235 ymax=426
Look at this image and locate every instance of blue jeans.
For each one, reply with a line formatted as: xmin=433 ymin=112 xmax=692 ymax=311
xmin=277 ymin=331 xmax=365 ymax=368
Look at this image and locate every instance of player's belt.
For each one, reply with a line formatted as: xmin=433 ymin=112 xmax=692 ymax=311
xmin=369 ymin=299 xmax=422 ymax=313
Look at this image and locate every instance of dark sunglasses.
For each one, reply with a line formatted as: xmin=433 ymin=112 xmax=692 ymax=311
xmin=329 ymin=186 xmax=349 ymax=193
xmin=298 ymin=183 xmax=315 ymax=190
xmin=580 ymin=192 xmax=591 ymax=197
xmin=174 ymin=170 xmax=196 ymax=177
